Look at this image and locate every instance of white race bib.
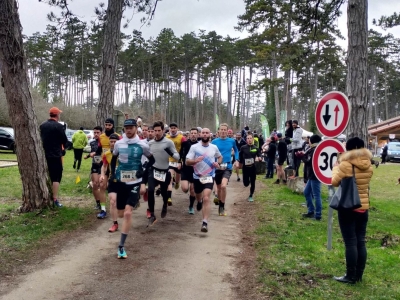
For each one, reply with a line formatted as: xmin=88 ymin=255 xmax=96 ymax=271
xmin=220 ymin=163 xmax=227 ymax=170
xmin=93 ymin=156 xmax=102 ymax=164
xmin=120 ymin=170 xmax=137 ymax=182
xmin=169 ymin=162 xmax=179 ymax=168
xmin=154 ymin=169 xmax=166 ymax=182
xmin=245 ymin=158 xmax=254 ymax=166
xmin=199 ymin=176 xmax=213 ymax=184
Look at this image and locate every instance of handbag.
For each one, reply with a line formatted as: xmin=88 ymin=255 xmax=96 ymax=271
xmin=329 ymin=165 xmax=362 ymax=210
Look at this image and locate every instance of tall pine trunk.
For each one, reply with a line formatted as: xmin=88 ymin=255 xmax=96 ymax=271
xmin=96 ymin=0 xmax=124 ymax=125
xmin=0 ymin=0 xmax=52 ymax=211
xmin=346 ymin=0 xmax=368 ymax=141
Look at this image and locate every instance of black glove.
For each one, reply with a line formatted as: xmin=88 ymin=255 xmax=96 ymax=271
xmin=109 ymin=173 xmax=116 ymax=182
xmin=61 ymin=150 xmax=66 ymax=156
xmin=136 ymin=169 xmax=143 ymax=179
xmin=164 ymin=147 xmax=174 ymax=157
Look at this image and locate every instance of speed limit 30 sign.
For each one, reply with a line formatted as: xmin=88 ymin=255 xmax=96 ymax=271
xmin=312 ymin=139 xmax=346 ymax=185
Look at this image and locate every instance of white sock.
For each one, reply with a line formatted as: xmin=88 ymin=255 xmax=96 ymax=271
xmin=202 ymin=219 xmax=208 ymax=224
xmin=101 ymin=205 xmax=106 ymax=211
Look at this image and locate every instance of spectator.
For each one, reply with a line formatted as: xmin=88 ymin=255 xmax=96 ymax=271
xmin=274 ymin=133 xmax=287 ymax=184
xmin=381 ymin=143 xmax=388 ymax=164
xmin=258 ymin=133 xmax=265 ymax=151
xmin=253 ymin=133 xmax=260 ymax=148
xmin=301 ymin=134 xmax=322 ymax=220
xmin=40 ymin=107 xmax=68 ymax=208
xmin=265 ymin=136 xmax=277 ymax=179
xmin=72 ymin=126 xmax=88 ymax=172
xmin=331 ymin=137 xmax=373 ymax=284
xmin=291 ymin=120 xmax=303 ymax=177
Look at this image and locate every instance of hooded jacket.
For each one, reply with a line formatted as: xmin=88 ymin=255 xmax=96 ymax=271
xmin=291 ymin=126 xmax=303 ymax=150
xmin=72 ymin=130 xmax=88 ymax=149
xmin=301 ymin=143 xmax=318 ymax=182
xmin=331 ymin=148 xmax=373 ymax=210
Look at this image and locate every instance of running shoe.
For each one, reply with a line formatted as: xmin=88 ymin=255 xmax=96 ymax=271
xmin=161 ymin=206 xmax=167 ymax=218
xmin=213 ymin=197 xmax=219 ymax=205
xmin=201 ymin=223 xmax=208 ymax=233
xmin=97 ymin=210 xmax=107 ymax=219
xmin=54 ymin=200 xmax=63 ymax=208
xmin=174 ymin=182 xmax=180 ymax=190
xmin=237 ymin=177 xmax=240 ymax=182
xmin=108 ymin=223 xmax=118 ymax=232
xmin=143 ymin=190 xmax=148 ymax=202
xmin=155 ymin=188 xmax=161 ymax=196
xmin=196 ymin=200 xmax=203 ymax=211
xmin=218 ymin=206 xmax=227 ymax=216
xmin=146 ymin=209 xmax=151 ymax=219
xmin=188 ymin=207 xmax=195 ymax=215
xmin=118 ymin=246 xmax=127 ymax=259
xmin=248 ymin=196 xmax=254 ymax=202
xmin=167 ymin=198 xmax=172 ymax=206
xmin=147 ymin=215 xmax=157 ymax=227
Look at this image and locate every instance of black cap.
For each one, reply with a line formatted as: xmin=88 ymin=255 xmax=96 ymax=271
xmin=124 ymin=119 xmax=137 ymax=127
xmin=169 ymin=122 xmax=178 ymax=128
xmin=105 ymin=118 xmax=114 ymax=125
xmin=109 ymin=133 xmax=119 ymax=140
xmin=79 ymin=126 xmax=84 ymax=130
xmin=277 ymin=133 xmax=282 ymax=138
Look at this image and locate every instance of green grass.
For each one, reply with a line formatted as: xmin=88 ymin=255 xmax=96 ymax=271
xmin=0 ymin=149 xmax=96 ymax=275
xmin=254 ymin=164 xmax=400 ymax=299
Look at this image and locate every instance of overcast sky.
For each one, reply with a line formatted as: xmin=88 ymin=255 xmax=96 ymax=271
xmin=18 ymin=0 xmax=400 ymax=48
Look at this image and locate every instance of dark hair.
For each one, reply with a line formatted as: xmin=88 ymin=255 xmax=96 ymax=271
xmin=292 ymin=120 xmax=299 ymax=125
xmin=244 ymin=126 xmax=249 ymax=131
xmin=50 ymin=113 xmax=58 ymax=118
xmin=148 ymin=126 xmax=154 ymax=130
xmin=346 ymin=137 xmax=365 ymax=151
xmin=153 ymin=121 xmax=164 ymax=130
xmin=79 ymin=126 xmax=84 ymax=130
xmin=285 ymin=120 xmax=293 ymax=126
xmin=190 ymin=127 xmax=199 ymax=132
xmin=93 ymin=126 xmax=102 ymax=132
xmin=310 ymin=134 xmax=322 ymax=144
xmin=270 ymin=136 xmax=275 ymax=142
xmin=109 ymin=133 xmax=119 ymax=140
xmin=169 ymin=122 xmax=178 ymax=128
xmin=247 ymin=132 xmax=253 ymax=137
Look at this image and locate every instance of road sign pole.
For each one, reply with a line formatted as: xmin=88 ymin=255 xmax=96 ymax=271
xmin=327 ymin=185 xmax=335 ymax=251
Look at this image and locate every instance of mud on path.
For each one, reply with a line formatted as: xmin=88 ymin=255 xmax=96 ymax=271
xmin=0 ymin=179 xmax=256 ymax=300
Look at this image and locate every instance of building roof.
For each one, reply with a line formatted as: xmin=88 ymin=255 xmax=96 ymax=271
xmin=368 ymin=116 xmax=400 ymax=136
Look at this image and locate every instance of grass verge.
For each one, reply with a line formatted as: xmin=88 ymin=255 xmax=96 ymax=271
xmin=0 ymin=150 xmax=97 ymax=276
xmin=255 ymin=164 xmax=400 ymax=299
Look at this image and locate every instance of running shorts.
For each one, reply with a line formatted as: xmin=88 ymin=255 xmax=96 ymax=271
xmin=215 ymin=169 xmax=232 ymax=185
xmin=116 ymin=182 xmax=140 ymax=210
xmin=193 ymin=178 xmax=214 ymax=194
xmin=46 ymin=157 xmax=63 ymax=183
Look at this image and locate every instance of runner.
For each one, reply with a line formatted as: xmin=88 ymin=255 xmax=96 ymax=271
xmin=147 ymin=121 xmax=180 ymax=226
xmin=166 ymin=122 xmax=186 ymax=206
xmin=99 ymin=133 xmax=120 ymax=231
xmin=211 ymin=123 xmax=239 ymax=216
xmin=84 ymin=126 xmax=104 ymax=215
xmin=180 ymin=127 xmax=199 ymax=214
xmin=140 ymin=124 xmax=149 ymax=140
xmin=186 ymin=128 xmax=222 ymax=232
xmin=109 ymin=119 xmax=153 ymax=259
xmin=238 ymin=132 xmax=262 ymax=202
xmin=234 ymin=132 xmax=246 ymax=181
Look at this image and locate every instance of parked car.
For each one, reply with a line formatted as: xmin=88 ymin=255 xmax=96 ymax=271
xmin=0 ymin=127 xmax=16 ymax=153
xmin=65 ymin=129 xmax=76 ymax=150
xmin=83 ymin=130 xmax=94 ymax=140
xmin=386 ymin=142 xmax=400 ymax=162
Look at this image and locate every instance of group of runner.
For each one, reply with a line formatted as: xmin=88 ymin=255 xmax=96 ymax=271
xmin=84 ymin=118 xmax=263 ymax=259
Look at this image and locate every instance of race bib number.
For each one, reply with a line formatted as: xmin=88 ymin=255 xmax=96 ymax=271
xmin=102 ymin=148 xmax=109 ymax=154
xmin=199 ymin=176 xmax=213 ymax=184
xmin=154 ymin=169 xmax=166 ymax=182
xmin=120 ymin=170 xmax=137 ymax=182
xmin=245 ymin=158 xmax=254 ymax=166
xmin=93 ymin=156 xmax=102 ymax=164
xmin=220 ymin=163 xmax=227 ymax=170
xmin=169 ymin=162 xmax=179 ymax=168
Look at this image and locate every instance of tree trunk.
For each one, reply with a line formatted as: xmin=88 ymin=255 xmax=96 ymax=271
xmin=272 ymin=55 xmax=280 ymax=130
xmin=0 ymin=0 xmax=52 ymax=211
xmin=368 ymin=66 xmax=375 ymax=125
xmin=213 ymin=70 xmax=217 ymax=131
xmin=96 ymin=0 xmax=124 ymax=125
xmin=346 ymin=0 xmax=368 ymax=141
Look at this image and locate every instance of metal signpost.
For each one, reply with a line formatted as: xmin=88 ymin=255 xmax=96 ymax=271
xmin=314 ymin=91 xmax=350 ymax=250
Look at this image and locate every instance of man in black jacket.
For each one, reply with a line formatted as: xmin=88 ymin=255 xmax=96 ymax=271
xmin=40 ymin=107 xmax=68 ymax=208
xmin=234 ymin=132 xmax=246 ymax=181
xmin=265 ymin=137 xmax=277 ymax=179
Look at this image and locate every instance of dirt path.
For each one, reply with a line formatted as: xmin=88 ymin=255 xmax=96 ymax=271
xmin=1 ymin=180 xmax=251 ymax=300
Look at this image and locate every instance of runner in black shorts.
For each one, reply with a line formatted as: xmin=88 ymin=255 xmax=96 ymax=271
xmin=186 ymin=128 xmax=222 ymax=233
xmin=180 ymin=127 xmax=199 ymax=214
xmin=84 ymin=126 xmax=103 ymax=211
xmin=238 ymin=132 xmax=262 ymax=202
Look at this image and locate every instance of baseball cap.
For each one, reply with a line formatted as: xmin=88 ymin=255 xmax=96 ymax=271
xmin=277 ymin=133 xmax=282 ymax=138
xmin=124 ymin=119 xmax=137 ymax=127
xmin=169 ymin=122 xmax=178 ymax=128
xmin=105 ymin=118 xmax=115 ymax=125
xmin=49 ymin=107 xmax=62 ymax=114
